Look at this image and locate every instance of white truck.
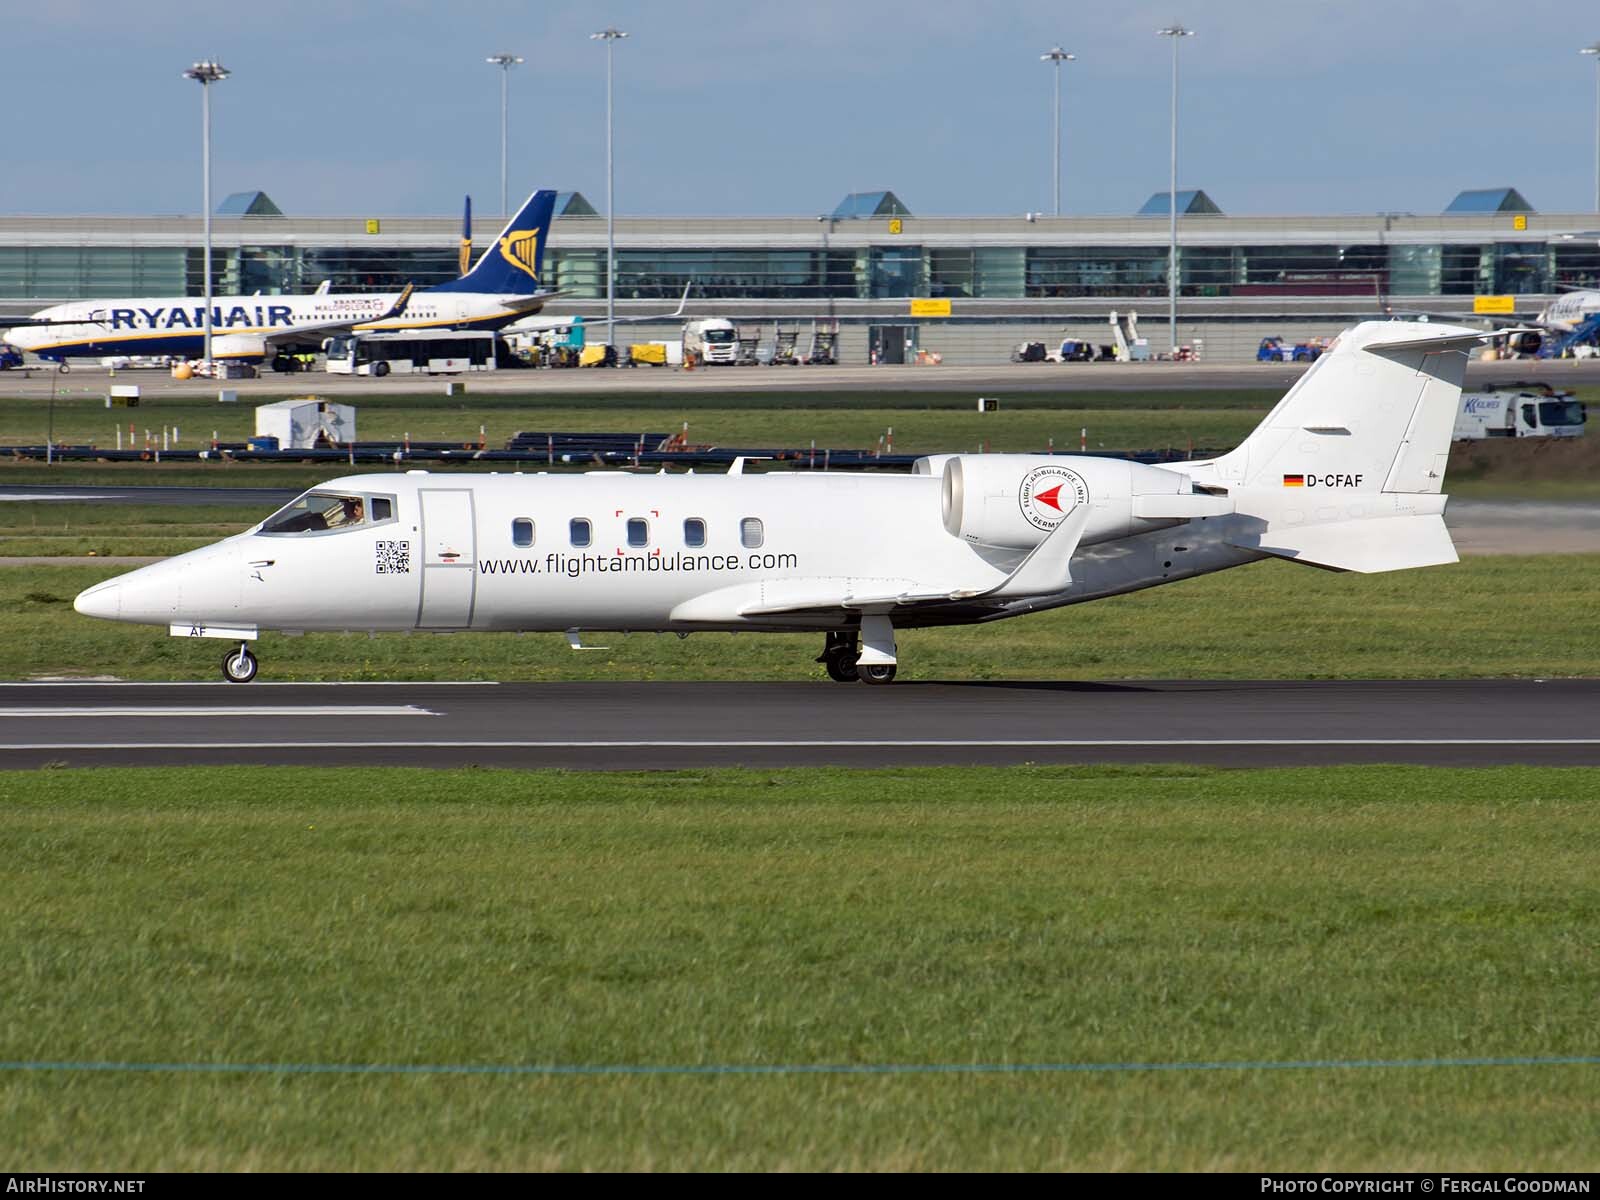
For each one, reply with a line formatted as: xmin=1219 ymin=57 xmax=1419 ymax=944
xmin=683 ymin=317 xmax=739 ymax=366
xmin=1453 ymin=383 xmax=1587 ymax=440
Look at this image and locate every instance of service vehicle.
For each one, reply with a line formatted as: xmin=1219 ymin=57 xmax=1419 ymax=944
xmin=1453 ymin=383 xmax=1586 ymax=439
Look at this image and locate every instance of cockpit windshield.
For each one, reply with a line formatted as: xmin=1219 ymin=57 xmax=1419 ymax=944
xmin=259 ymin=491 xmax=388 ymax=535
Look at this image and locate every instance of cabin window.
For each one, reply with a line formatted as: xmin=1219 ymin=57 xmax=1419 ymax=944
xmin=627 ymin=518 xmax=649 ymax=547
xmin=570 ymin=518 xmax=592 ymax=548
xmin=741 ymin=517 xmax=764 ymax=549
xmin=260 ymin=492 xmax=368 ymax=535
xmin=684 ymin=517 xmax=707 ymax=548
xmin=512 ymin=518 xmax=535 ymax=548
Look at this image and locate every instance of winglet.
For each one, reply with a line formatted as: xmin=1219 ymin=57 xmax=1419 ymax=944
xmin=381 ymin=283 xmax=414 ymax=321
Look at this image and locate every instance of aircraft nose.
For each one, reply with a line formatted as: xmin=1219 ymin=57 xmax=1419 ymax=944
xmin=74 ymin=581 xmax=122 ymax=619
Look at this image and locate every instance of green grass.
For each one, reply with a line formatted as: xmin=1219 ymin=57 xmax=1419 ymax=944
xmin=0 ymin=502 xmax=258 ymax=557
xmin=4 ymin=398 xmax=1255 ymax=458
xmin=6 ymin=555 xmax=1597 ymax=682
xmin=0 ymin=764 xmax=1595 ymax=1169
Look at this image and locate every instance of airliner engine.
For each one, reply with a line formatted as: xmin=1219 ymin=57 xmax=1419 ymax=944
xmin=935 ymin=454 xmax=1194 ymax=549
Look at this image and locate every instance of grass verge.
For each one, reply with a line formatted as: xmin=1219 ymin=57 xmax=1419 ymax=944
xmin=0 ymin=764 xmax=1594 ymax=1170
xmin=4 ymin=555 xmax=1597 ymax=682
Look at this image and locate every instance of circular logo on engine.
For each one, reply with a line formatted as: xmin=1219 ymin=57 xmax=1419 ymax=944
xmin=1018 ymin=465 xmax=1089 ymax=531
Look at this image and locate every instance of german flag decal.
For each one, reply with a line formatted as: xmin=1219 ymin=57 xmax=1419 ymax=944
xmin=1282 ymin=474 xmax=1305 ymax=487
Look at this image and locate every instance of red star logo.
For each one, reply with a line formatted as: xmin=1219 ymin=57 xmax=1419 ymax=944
xmin=1034 ymin=485 xmax=1063 ymax=512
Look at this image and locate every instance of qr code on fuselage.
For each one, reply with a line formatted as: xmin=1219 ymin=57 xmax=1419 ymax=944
xmin=375 ymin=539 xmax=411 ymax=574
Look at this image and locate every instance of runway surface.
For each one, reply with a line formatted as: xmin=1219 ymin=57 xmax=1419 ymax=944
xmin=1 ymin=679 xmax=1595 ymax=769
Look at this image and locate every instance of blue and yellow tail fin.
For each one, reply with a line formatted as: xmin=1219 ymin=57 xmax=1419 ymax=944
xmin=430 ymin=189 xmax=555 ymax=295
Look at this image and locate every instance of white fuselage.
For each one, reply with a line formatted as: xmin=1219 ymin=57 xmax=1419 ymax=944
xmin=1536 ymin=290 xmax=1600 ymax=333
xmin=7 ymin=291 xmax=533 ymax=362
xmin=72 ymin=467 xmax=1252 ymax=640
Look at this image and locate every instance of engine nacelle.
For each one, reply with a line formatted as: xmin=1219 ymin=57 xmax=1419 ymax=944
xmin=1507 ymin=330 xmax=1541 ymax=357
xmin=211 ymin=333 xmax=270 ymax=362
xmin=938 ymin=454 xmax=1192 ymax=550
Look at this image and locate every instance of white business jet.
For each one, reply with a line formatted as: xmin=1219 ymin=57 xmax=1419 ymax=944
xmin=75 ymin=320 xmax=1480 ymax=684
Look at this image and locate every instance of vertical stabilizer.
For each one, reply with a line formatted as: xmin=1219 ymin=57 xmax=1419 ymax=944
xmin=1205 ymin=321 xmax=1482 ymax=495
xmin=429 ymin=189 xmax=556 ymax=295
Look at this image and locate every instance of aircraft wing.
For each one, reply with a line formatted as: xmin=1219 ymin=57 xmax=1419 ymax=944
xmin=259 ymin=284 xmax=415 ymax=348
xmin=673 ymin=507 xmax=1093 ymax=622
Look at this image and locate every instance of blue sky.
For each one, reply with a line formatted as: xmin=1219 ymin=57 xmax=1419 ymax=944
xmin=6 ymin=1 xmax=1598 ymax=218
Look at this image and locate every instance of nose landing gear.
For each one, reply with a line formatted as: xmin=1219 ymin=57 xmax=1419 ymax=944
xmin=222 ymin=642 xmax=259 ymax=684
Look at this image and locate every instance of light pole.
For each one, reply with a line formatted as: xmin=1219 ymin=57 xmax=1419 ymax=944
xmin=1157 ymin=25 xmax=1193 ymax=358
xmin=592 ymin=27 xmax=628 ymax=353
xmin=486 ymin=54 xmax=523 ymax=219
xmin=1584 ymin=43 xmax=1600 ymax=213
xmin=1040 ymin=47 xmax=1075 ymax=217
xmin=183 ymin=59 xmax=229 ymax=373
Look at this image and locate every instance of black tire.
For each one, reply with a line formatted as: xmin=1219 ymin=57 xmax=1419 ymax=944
xmin=858 ymin=663 xmax=897 ymax=685
xmin=222 ymin=646 xmax=259 ymax=684
xmin=372 ymin=360 xmax=391 ymax=378
xmin=57 ymin=362 xmax=70 ymax=374
xmin=824 ymin=652 xmax=859 ymax=683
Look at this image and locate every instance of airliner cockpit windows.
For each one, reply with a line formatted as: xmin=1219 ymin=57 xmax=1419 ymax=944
xmin=259 ymin=492 xmax=390 ymax=535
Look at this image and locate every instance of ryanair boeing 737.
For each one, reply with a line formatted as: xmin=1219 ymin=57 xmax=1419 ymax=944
xmin=5 ymin=191 xmax=558 ymax=372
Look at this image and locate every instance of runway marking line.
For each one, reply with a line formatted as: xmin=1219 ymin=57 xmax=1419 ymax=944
xmin=1 ymin=706 xmax=438 ymax=719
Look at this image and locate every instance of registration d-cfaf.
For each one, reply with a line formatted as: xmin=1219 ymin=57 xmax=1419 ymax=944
xmin=76 ymin=321 xmax=1483 ymax=684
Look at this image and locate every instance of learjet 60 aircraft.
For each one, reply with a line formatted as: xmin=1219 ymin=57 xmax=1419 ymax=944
xmin=5 ymin=191 xmax=559 ymax=371
xmin=76 ymin=320 xmax=1481 ymax=683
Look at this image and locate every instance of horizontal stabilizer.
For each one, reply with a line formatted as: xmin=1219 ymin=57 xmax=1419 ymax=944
xmin=1227 ymin=515 xmax=1458 ymax=573
xmin=1359 ymin=329 xmax=1493 ymax=356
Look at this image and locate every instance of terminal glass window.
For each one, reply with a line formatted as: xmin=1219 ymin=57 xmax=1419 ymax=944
xmin=740 ymin=518 xmax=764 ymax=549
xmin=512 ymin=518 xmax=535 ymax=547
xmin=684 ymin=518 xmax=707 ymax=548
xmin=1553 ymin=242 xmax=1600 ymax=291
xmin=1026 ymin=247 xmax=1166 ymax=298
xmin=570 ymin=518 xmax=592 ymax=548
xmin=1492 ymin=243 xmax=1549 ymax=295
xmin=869 ymin=246 xmax=923 ymax=298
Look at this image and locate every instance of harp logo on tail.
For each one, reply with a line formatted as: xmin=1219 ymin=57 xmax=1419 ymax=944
xmin=498 ymin=227 xmax=541 ymax=281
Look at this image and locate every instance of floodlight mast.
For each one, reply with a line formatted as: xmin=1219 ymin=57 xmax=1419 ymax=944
xmin=1040 ymin=47 xmax=1075 ymax=217
xmin=592 ymin=28 xmax=628 ymax=352
xmin=1157 ymin=25 xmax=1194 ymax=359
xmin=1584 ymin=43 xmax=1600 ymax=213
xmin=183 ymin=59 xmax=229 ymax=373
xmin=486 ymin=54 xmax=524 ymax=219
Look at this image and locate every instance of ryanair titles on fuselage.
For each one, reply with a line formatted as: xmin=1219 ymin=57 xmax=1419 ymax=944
xmin=99 ymin=304 xmax=297 ymax=331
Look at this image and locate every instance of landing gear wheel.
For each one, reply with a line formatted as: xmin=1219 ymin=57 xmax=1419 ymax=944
xmin=57 ymin=362 xmax=70 ymax=374
xmin=817 ymin=631 xmax=859 ymax=683
xmin=222 ymin=643 xmax=258 ymax=684
xmin=858 ymin=663 xmax=897 ymax=685
xmin=824 ymin=652 xmax=859 ymax=683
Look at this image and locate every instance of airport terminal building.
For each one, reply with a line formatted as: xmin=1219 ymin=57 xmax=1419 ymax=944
xmin=2 ymin=186 xmax=1596 ymax=364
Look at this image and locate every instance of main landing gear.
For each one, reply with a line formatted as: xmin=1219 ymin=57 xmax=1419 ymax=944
xmin=816 ymin=615 xmax=899 ymax=685
xmin=222 ymin=642 xmax=258 ymax=684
